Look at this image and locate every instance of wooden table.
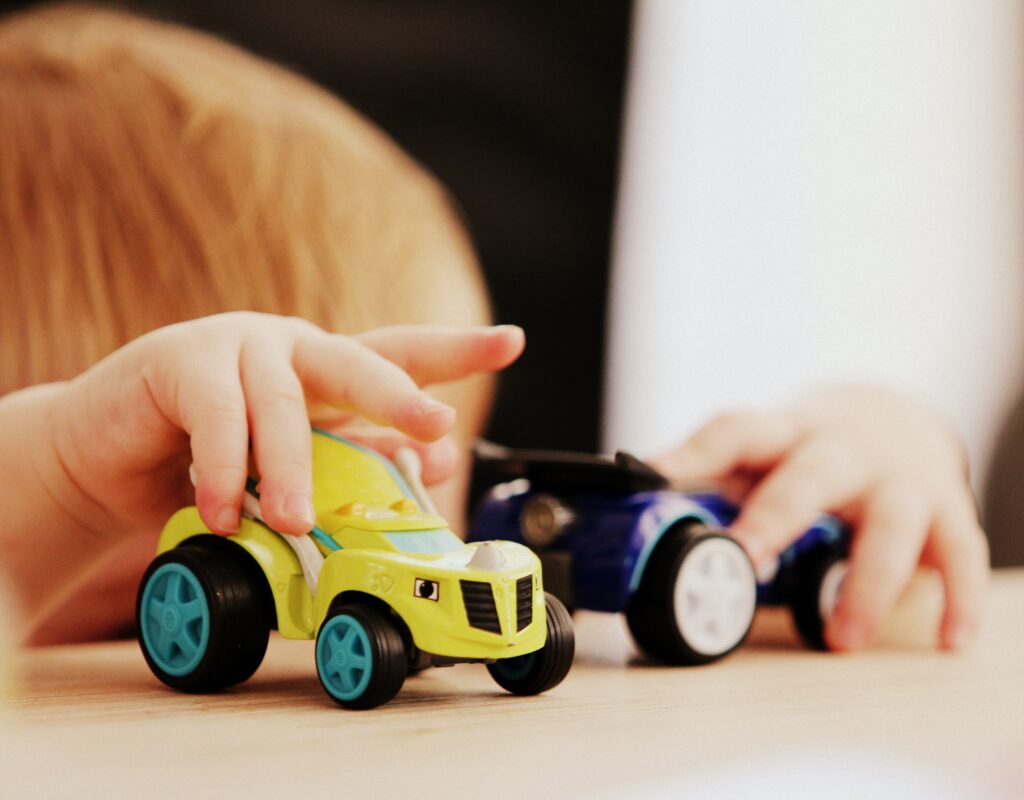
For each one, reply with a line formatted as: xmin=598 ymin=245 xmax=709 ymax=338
xmin=1 ymin=570 xmax=1022 ymax=799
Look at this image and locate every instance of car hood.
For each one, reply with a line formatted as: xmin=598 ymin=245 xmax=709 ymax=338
xmin=370 ymin=539 xmax=540 ymax=577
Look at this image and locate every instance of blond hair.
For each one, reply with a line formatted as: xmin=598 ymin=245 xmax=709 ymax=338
xmin=0 ymin=4 xmax=489 ymax=393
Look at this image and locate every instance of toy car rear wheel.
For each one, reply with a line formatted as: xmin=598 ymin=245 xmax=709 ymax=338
xmin=136 ymin=538 xmax=271 ymax=692
xmin=487 ymin=592 xmax=574 ymax=695
xmin=790 ymin=549 xmax=849 ymax=650
xmin=315 ymin=603 xmax=407 ymax=709
xmin=625 ymin=523 xmax=757 ymax=665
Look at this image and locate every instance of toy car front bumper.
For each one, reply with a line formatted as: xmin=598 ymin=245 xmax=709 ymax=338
xmin=417 ymin=571 xmax=548 ymax=660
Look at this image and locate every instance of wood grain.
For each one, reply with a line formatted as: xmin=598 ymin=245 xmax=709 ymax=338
xmin=1 ymin=570 xmax=1021 ymax=798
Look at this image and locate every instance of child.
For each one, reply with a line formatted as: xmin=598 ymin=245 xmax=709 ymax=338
xmin=0 ymin=6 xmax=988 ymax=653
xmin=0 ymin=5 xmax=523 ymax=642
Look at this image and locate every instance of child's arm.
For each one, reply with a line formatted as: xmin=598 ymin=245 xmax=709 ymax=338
xmin=0 ymin=381 xmax=111 ymax=638
xmin=0 ymin=312 xmax=524 ymax=639
xmin=651 ymin=384 xmax=989 ymax=651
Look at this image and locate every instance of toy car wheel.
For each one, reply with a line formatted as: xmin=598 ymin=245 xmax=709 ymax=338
xmin=487 ymin=592 xmax=574 ymax=696
xmin=315 ymin=603 xmax=407 ymax=709
xmin=137 ymin=539 xmax=271 ymax=692
xmin=625 ymin=524 xmax=757 ymax=665
xmin=790 ymin=549 xmax=849 ymax=650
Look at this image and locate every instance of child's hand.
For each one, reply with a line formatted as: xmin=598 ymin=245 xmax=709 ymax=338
xmin=51 ymin=312 xmax=524 ymax=541
xmin=650 ymin=385 xmax=989 ymax=651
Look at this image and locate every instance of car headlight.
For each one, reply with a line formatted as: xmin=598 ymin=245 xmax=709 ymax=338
xmin=520 ymin=494 xmax=574 ymax=548
xmin=414 ymin=578 xmax=439 ymax=601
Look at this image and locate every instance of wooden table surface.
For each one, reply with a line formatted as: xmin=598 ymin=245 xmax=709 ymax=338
xmin=1 ymin=570 xmax=1022 ymax=799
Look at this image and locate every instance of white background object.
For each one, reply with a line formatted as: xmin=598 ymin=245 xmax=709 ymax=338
xmin=604 ymin=0 xmax=1024 ymax=492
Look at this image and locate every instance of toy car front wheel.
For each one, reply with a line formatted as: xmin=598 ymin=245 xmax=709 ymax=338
xmin=626 ymin=524 xmax=757 ymax=665
xmin=488 ymin=592 xmax=574 ymax=696
xmin=136 ymin=538 xmax=271 ymax=692
xmin=315 ymin=603 xmax=407 ymax=709
xmin=790 ymin=549 xmax=849 ymax=650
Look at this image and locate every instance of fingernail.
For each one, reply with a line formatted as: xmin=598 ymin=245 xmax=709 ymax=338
xmin=735 ymin=538 xmax=776 ymax=582
xmin=491 ymin=324 xmax=519 ymax=335
xmin=215 ymin=506 xmax=239 ymax=534
xmin=284 ymin=493 xmax=315 ymax=527
xmin=418 ymin=396 xmax=455 ymax=420
xmin=731 ymin=531 xmax=764 ymax=564
xmin=944 ymin=622 xmax=976 ymax=650
xmin=754 ymin=555 xmax=780 ymax=584
xmin=830 ymin=616 xmax=868 ymax=650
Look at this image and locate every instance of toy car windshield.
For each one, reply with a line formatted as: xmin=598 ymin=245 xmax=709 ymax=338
xmin=474 ymin=440 xmax=669 ymax=494
xmin=382 ymin=529 xmax=464 ymax=554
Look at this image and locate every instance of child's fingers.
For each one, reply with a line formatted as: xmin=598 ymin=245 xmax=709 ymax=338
xmin=240 ymin=342 xmax=316 ymax=535
xmin=356 ymin=324 xmax=525 ymax=386
xmin=729 ymin=438 xmax=869 ymax=565
xmin=178 ymin=365 xmax=249 ymax=536
xmin=825 ymin=485 xmax=931 ymax=651
xmin=719 ymin=468 xmax=760 ymax=504
xmin=925 ymin=497 xmax=989 ymax=649
xmin=649 ymin=410 xmax=800 ymax=484
xmin=293 ymin=334 xmax=455 ymax=442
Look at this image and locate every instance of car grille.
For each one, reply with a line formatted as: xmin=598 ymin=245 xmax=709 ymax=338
xmin=516 ymin=576 xmax=533 ymax=631
xmin=460 ymin=580 xmax=501 ymax=634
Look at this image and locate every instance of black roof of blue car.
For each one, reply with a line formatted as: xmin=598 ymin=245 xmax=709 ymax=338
xmin=473 ymin=440 xmax=669 ymax=494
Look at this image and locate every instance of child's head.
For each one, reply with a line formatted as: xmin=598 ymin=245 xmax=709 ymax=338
xmin=0 ymin=4 xmax=490 ymax=397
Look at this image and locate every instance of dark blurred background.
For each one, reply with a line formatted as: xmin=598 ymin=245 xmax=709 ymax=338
xmin=0 ymin=0 xmax=633 ymax=453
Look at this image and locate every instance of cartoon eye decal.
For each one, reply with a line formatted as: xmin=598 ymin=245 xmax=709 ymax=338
xmin=414 ymin=578 xmax=439 ymax=601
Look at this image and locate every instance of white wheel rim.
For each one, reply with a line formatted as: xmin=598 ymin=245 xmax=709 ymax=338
xmin=818 ymin=560 xmax=849 ymax=620
xmin=673 ymin=537 xmax=757 ymax=656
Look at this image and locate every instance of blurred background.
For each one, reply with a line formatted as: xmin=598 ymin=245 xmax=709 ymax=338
xmin=606 ymin=1 xmax=1024 ymax=566
xmin=3 ymin=0 xmax=1021 ymax=564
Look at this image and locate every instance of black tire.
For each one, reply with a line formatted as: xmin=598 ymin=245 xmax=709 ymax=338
xmin=136 ymin=538 xmax=271 ymax=693
xmin=625 ymin=523 xmax=757 ymax=665
xmin=790 ymin=548 xmax=849 ymax=651
xmin=315 ymin=602 xmax=407 ymax=709
xmin=488 ymin=592 xmax=574 ymax=695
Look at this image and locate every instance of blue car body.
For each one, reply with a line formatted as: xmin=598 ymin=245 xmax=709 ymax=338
xmin=469 ymin=459 xmax=849 ymax=616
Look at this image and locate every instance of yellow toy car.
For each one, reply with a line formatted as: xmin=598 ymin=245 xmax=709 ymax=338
xmin=136 ymin=430 xmax=574 ymax=709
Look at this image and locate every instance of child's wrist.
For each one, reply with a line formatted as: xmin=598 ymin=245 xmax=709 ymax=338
xmin=41 ymin=381 xmax=125 ymax=541
xmin=0 ymin=382 xmax=119 ymax=632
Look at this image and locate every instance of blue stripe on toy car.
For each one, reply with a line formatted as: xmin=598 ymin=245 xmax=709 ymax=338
xmin=628 ymin=506 xmax=720 ymax=593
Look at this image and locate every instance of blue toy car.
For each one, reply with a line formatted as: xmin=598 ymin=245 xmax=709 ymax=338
xmin=469 ymin=444 xmax=850 ymax=665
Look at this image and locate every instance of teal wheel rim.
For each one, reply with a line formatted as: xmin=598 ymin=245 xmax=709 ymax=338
xmin=492 ymin=650 xmax=538 ymax=681
xmin=316 ymin=614 xmax=373 ymax=702
xmin=140 ymin=562 xmax=210 ymax=676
